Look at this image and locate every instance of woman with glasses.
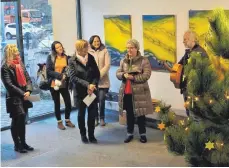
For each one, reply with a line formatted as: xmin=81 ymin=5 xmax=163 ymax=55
xmin=116 ymin=39 xmax=153 ymax=143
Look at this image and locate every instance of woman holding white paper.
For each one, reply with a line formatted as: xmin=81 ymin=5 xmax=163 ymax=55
xmin=68 ymin=39 xmax=100 ymax=143
xmin=1 ymin=44 xmax=34 ymax=153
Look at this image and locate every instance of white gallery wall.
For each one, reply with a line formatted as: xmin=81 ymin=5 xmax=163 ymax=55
xmin=49 ymin=0 xmax=77 ymax=55
xmin=80 ymin=0 xmax=229 ymax=113
xmin=50 ymin=0 xmax=229 ymax=114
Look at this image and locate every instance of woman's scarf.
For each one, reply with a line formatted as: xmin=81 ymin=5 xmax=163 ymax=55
xmin=9 ymin=56 xmax=27 ymax=87
xmin=77 ymin=54 xmax=88 ymax=66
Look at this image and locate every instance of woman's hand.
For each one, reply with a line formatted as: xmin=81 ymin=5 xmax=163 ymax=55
xmin=87 ymin=84 xmax=96 ymax=95
xmin=127 ymin=75 xmax=134 ymax=80
xmin=24 ymin=91 xmax=30 ymax=100
xmin=124 ymin=73 xmax=134 ymax=80
xmin=62 ymin=74 xmax=66 ymax=81
xmin=88 ymin=84 xmax=96 ymax=91
xmin=87 ymin=89 xmax=93 ymax=95
xmin=124 ymin=73 xmax=129 ymax=79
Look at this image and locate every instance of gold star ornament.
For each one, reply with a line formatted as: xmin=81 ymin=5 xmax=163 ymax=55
xmin=205 ymin=141 xmax=214 ymax=150
xmin=158 ymin=122 xmax=165 ymax=130
xmin=155 ymin=106 xmax=161 ymax=113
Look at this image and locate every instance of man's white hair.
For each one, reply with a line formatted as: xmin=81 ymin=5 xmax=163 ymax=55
xmin=185 ymin=30 xmax=199 ymax=44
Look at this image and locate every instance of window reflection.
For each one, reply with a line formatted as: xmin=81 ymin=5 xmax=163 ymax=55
xmin=1 ymin=0 xmax=56 ymax=129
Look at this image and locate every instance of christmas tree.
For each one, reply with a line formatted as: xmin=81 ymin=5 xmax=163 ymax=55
xmin=158 ymin=8 xmax=229 ymax=166
xmin=184 ymin=8 xmax=229 ymax=166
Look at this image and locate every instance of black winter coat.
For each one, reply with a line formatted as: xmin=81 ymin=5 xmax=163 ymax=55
xmin=1 ymin=63 xmax=33 ymax=118
xmin=68 ymin=53 xmax=100 ymax=100
xmin=178 ymin=44 xmax=208 ymax=94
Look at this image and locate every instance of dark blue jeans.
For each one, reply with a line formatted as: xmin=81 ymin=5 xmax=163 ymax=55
xmin=96 ymin=88 xmax=109 ymax=120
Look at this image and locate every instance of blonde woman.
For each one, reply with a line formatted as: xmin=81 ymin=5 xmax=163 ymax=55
xmin=68 ymin=40 xmax=100 ymax=143
xmin=116 ymin=39 xmax=153 ymax=143
xmin=88 ymin=35 xmax=111 ymax=126
xmin=1 ymin=44 xmax=34 ymax=153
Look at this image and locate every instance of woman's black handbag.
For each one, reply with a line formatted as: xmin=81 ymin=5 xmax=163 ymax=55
xmin=38 ymin=73 xmax=50 ymax=91
xmin=39 ymin=80 xmax=50 ymax=90
xmin=23 ymin=100 xmax=33 ymax=109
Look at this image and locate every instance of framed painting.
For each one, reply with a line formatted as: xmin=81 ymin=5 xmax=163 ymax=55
xmin=104 ymin=15 xmax=132 ymax=66
xmin=189 ymin=10 xmax=229 ymax=59
xmin=142 ymin=15 xmax=176 ymax=71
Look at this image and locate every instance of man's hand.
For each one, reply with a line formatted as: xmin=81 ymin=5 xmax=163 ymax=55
xmin=24 ymin=91 xmax=30 ymax=100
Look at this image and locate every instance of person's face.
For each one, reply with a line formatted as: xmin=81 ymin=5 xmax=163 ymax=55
xmin=183 ymin=33 xmax=195 ymax=49
xmin=14 ymin=52 xmax=20 ymax=58
xmin=126 ymin=43 xmax=138 ymax=57
xmin=12 ymin=50 xmax=20 ymax=60
xmin=55 ymin=43 xmax=64 ymax=55
xmin=77 ymin=47 xmax=88 ymax=57
xmin=92 ymin=37 xmax=101 ymax=49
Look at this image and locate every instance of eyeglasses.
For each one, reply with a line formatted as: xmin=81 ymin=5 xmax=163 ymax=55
xmin=126 ymin=47 xmax=135 ymax=50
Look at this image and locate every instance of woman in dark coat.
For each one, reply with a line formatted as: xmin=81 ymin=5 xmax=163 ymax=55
xmin=68 ymin=39 xmax=100 ymax=143
xmin=1 ymin=44 xmax=34 ymax=153
xmin=46 ymin=41 xmax=75 ymax=130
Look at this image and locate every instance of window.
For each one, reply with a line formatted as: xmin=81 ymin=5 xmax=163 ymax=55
xmin=1 ymin=0 xmax=18 ymax=128
xmin=30 ymin=10 xmax=41 ymax=18
xmin=1 ymin=0 xmax=56 ymax=129
xmin=21 ymin=0 xmax=57 ymax=120
xmin=22 ymin=12 xmax=28 ymax=18
xmin=8 ymin=24 xmax=16 ymax=28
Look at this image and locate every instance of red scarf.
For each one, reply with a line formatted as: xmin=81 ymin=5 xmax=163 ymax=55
xmin=9 ymin=56 xmax=27 ymax=87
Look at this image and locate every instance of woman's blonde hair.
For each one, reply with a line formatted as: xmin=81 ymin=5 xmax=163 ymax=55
xmin=75 ymin=39 xmax=88 ymax=51
xmin=2 ymin=44 xmax=19 ymax=66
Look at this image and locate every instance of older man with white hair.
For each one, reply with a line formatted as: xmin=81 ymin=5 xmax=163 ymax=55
xmin=178 ymin=30 xmax=209 ymax=116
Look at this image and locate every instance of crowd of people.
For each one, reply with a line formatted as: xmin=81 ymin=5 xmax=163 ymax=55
xmin=1 ymin=30 xmax=207 ymax=153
